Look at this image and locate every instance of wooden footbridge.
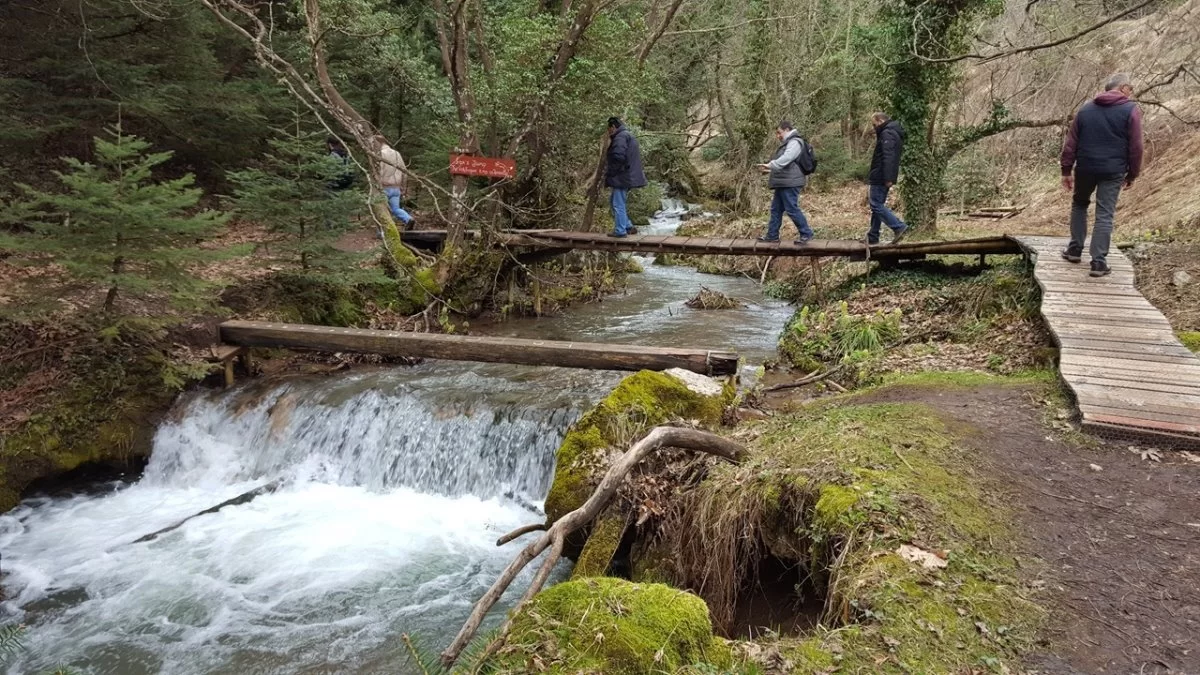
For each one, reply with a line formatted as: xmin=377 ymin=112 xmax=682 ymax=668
xmin=401 ymin=229 xmax=1021 ymax=260
xmin=215 ymin=232 xmax=1199 ymax=447
xmin=1015 ymin=236 xmax=1200 ymax=448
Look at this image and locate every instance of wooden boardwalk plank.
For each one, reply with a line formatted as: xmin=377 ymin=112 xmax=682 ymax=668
xmin=1015 ymin=235 xmax=1200 ymax=447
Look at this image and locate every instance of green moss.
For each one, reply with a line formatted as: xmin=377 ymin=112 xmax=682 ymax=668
xmin=1 ymin=354 xmax=178 ymax=512
xmin=879 ymin=369 xmax=1055 ymax=389
xmin=572 ymin=510 xmax=628 ymax=579
xmin=1180 ymin=331 xmax=1200 ymax=353
xmin=495 ymin=578 xmax=732 ymax=674
xmin=814 ymin=484 xmax=859 ymax=530
xmin=672 ymin=385 xmax=1043 ymax=672
xmin=544 ymin=370 xmax=730 ymax=522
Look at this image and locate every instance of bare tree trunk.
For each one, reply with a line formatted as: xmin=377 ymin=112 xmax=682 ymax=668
xmin=581 ymin=134 xmax=611 ymax=232
xmin=440 ymin=426 xmax=747 ymax=668
xmin=637 ymin=0 xmax=686 ymax=66
xmin=104 ymin=252 xmax=123 ymax=313
xmin=432 ymin=0 xmax=482 ymax=256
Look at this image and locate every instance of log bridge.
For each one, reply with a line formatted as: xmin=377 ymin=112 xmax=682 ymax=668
xmin=401 ymin=229 xmax=1023 ymax=261
xmin=218 ymin=321 xmax=739 ymax=377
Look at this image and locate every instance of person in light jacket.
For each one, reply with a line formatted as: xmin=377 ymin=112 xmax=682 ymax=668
xmin=757 ymin=121 xmax=814 ymax=245
xmin=605 ymin=117 xmax=648 ymax=238
xmin=374 ymin=136 xmax=414 ymax=229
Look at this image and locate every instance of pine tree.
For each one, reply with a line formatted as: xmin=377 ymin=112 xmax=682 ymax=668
xmin=1 ymin=124 xmax=228 ymax=313
xmin=227 ymin=116 xmax=365 ymax=275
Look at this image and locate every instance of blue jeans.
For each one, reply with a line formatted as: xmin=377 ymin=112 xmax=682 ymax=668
xmin=384 ymin=186 xmax=413 ymax=226
xmin=610 ymin=188 xmax=633 ymax=234
xmin=867 ymin=184 xmax=905 ymax=244
xmin=766 ymin=187 xmax=812 ymax=240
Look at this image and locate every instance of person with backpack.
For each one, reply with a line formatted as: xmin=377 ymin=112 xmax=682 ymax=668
xmin=865 ymin=112 xmax=908 ymax=245
xmin=757 ymin=120 xmax=815 ymax=245
xmin=605 ymin=117 xmax=648 ymax=238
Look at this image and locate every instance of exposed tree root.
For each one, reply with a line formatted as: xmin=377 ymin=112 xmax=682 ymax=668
xmin=440 ymin=425 xmax=747 ymax=668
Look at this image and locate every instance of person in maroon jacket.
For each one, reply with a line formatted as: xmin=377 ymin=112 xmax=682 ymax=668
xmin=1060 ymin=73 xmax=1144 ymax=277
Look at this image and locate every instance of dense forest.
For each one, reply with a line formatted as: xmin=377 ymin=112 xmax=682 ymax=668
xmin=3 ymin=0 xmax=1195 ymax=320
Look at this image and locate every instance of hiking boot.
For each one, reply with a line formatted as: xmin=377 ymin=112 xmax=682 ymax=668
xmin=756 ymin=236 xmax=780 ymax=243
xmin=1089 ymin=260 xmax=1111 ymax=277
xmin=628 ymin=226 xmax=639 ymax=235
xmin=891 ymin=226 xmax=908 ymax=245
xmin=794 ymin=236 xmax=813 ymax=246
xmin=607 ymin=231 xmax=627 ymax=238
xmin=1061 ymin=249 xmax=1082 ymax=263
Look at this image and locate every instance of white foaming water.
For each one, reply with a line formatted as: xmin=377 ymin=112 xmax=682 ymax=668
xmin=0 ymin=374 xmax=580 ymax=674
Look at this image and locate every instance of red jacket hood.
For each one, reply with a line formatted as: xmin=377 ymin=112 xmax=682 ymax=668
xmin=1094 ymin=91 xmax=1131 ymax=106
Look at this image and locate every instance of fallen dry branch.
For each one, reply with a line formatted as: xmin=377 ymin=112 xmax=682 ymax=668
xmin=440 ymin=425 xmax=747 ymax=668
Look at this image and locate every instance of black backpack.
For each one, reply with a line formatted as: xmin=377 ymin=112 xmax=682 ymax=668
xmin=796 ymin=138 xmax=817 ymax=175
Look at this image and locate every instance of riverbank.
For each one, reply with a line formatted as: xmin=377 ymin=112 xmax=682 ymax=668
xmin=496 ymin=367 xmax=1200 ymax=673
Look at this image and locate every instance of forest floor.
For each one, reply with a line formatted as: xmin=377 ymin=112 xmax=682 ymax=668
xmin=764 ymin=379 xmax=1200 ymax=675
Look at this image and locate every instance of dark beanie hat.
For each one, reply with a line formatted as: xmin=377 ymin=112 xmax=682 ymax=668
xmin=607 ymin=117 xmax=622 ymax=128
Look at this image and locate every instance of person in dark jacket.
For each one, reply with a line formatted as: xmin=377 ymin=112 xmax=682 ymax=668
xmin=605 ymin=117 xmax=648 ymax=238
xmin=1060 ymin=73 xmax=1144 ymax=277
xmin=866 ymin=113 xmax=907 ymax=245
xmin=326 ymin=137 xmax=354 ymax=191
xmin=756 ymin=121 xmax=814 ymax=244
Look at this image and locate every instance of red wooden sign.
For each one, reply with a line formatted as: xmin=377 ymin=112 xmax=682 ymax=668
xmin=449 ymin=154 xmax=517 ymax=179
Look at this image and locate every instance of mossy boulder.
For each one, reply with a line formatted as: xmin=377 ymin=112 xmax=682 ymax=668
xmin=544 ymin=369 xmax=732 ymax=525
xmin=494 ymin=577 xmax=732 ymax=674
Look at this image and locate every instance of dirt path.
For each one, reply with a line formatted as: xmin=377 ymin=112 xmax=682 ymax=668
xmin=857 ymin=383 xmax=1200 ymax=674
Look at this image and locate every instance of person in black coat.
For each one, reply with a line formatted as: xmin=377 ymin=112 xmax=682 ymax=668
xmin=605 ymin=117 xmax=648 ymax=238
xmin=865 ymin=113 xmax=908 ymax=245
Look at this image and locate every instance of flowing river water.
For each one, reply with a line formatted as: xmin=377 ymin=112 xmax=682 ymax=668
xmin=0 ymin=202 xmax=792 ymax=674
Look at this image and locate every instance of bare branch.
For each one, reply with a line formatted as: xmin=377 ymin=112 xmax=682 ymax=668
xmin=924 ymin=0 xmax=1163 ymax=64
xmin=660 ymin=13 xmax=802 ymax=37
xmin=440 ymin=426 xmax=746 ymax=668
xmin=636 ymin=0 xmax=686 ymax=66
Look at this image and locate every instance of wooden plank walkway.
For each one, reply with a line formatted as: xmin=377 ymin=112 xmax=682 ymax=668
xmin=218 ymin=320 xmax=739 ymax=376
xmin=1015 ymin=236 xmax=1200 ymax=447
xmin=401 ymin=229 xmax=1022 ymax=260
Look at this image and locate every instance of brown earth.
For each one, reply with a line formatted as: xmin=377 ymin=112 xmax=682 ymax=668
xmin=829 ymin=383 xmax=1200 ymax=675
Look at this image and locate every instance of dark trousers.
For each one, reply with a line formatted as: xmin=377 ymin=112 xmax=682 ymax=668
xmin=867 ymin=184 xmax=905 ymax=244
xmin=766 ymin=186 xmax=813 ymax=240
xmin=1068 ymin=172 xmax=1124 ymax=263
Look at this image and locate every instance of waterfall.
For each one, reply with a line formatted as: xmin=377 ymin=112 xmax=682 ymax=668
xmin=0 ymin=371 xmax=582 ymax=675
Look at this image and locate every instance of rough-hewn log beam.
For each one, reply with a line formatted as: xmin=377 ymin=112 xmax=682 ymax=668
xmin=218 ymin=321 xmax=739 ymax=376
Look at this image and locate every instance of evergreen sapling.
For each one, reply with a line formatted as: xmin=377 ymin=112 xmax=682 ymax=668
xmin=1 ymin=124 xmax=227 ymax=313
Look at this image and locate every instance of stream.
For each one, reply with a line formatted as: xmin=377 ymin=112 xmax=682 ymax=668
xmin=0 ymin=200 xmax=792 ymax=674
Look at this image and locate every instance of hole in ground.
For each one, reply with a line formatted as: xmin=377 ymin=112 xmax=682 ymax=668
xmin=729 ymin=554 xmax=825 ymax=640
